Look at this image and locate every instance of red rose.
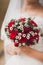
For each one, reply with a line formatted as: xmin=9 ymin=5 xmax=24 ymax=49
xmin=29 ymin=36 xmax=34 ymax=43
xmin=8 ymin=20 xmax=15 ymax=28
xmin=34 ymin=29 xmax=39 ymax=33
xmin=19 ymin=37 xmax=27 ymax=43
xmin=24 ymin=26 xmax=32 ymax=33
xmin=18 ymin=18 xmax=26 ymax=22
xmin=14 ymin=42 xmax=19 ymax=47
xmin=27 ymin=36 xmax=35 ymax=45
xmin=9 ymin=30 xmax=18 ymax=39
xmin=8 ymin=29 xmax=12 ymax=33
xmin=30 ymin=20 xmax=37 ymax=27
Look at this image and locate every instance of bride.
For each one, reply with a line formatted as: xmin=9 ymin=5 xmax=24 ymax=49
xmin=1 ymin=0 xmax=43 ymax=65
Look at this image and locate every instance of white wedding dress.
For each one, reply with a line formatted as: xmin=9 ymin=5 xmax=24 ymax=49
xmin=1 ymin=0 xmax=43 ymax=65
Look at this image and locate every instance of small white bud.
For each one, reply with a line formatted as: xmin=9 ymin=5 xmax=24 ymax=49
xmin=33 ymin=27 xmax=37 ymax=30
xmin=18 ymin=33 xmax=21 ymax=36
xmin=15 ymin=40 xmax=18 ymax=43
xmin=10 ymin=27 xmax=13 ymax=31
xmin=27 ymin=36 xmax=30 ymax=39
xmin=19 ymin=43 xmax=21 ymax=46
xmin=22 ymin=43 xmax=25 ymax=46
xmin=22 ymin=34 xmax=26 ymax=38
xmin=24 ymin=23 xmax=28 ymax=27
xmin=33 ymin=40 xmax=36 ymax=44
xmin=16 ymin=36 xmax=19 ymax=39
xmin=19 ymin=36 xmax=21 ymax=40
xmin=12 ymin=25 xmax=16 ymax=27
xmin=19 ymin=22 xmax=22 ymax=25
xmin=15 ymin=22 xmax=18 ymax=25
xmin=27 ymin=33 xmax=30 ymax=39
xmin=30 ymin=31 xmax=34 ymax=36
xmin=31 ymin=32 xmax=34 ymax=36
xmin=35 ymin=32 xmax=37 ymax=35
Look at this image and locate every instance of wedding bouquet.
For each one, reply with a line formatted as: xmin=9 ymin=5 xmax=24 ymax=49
xmin=5 ymin=17 xmax=42 ymax=47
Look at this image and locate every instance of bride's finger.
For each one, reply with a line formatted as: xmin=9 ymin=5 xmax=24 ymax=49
xmin=6 ymin=44 xmax=17 ymax=55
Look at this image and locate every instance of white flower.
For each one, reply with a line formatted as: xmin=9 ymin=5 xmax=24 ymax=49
xmin=33 ymin=40 xmax=36 ymax=44
xmin=22 ymin=34 xmax=26 ymax=38
xmin=24 ymin=23 xmax=28 ymax=27
xmin=15 ymin=36 xmax=19 ymax=39
xmin=19 ymin=22 xmax=22 ymax=25
xmin=15 ymin=22 xmax=18 ymax=25
xmin=19 ymin=36 xmax=21 ymax=40
xmin=35 ymin=32 xmax=37 ymax=35
xmin=10 ymin=27 xmax=13 ymax=31
xmin=26 ymin=36 xmax=30 ymax=39
xmin=30 ymin=31 xmax=34 ymax=36
xmin=33 ymin=27 xmax=37 ymax=30
xmin=18 ymin=33 xmax=21 ymax=36
xmin=17 ymin=26 xmax=21 ymax=29
xmin=22 ymin=30 xmax=24 ymax=32
xmin=33 ymin=27 xmax=39 ymax=30
xmin=15 ymin=40 xmax=18 ymax=43
xmin=27 ymin=33 xmax=30 ymax=39
xmin=18 ymin=25 xmax=23 ymax=31
xmin=22 ymin=43 xmax=25 ymax=46
xmin=36 ymin=38 xmax=38 ymax=40
xmin=27 ymin=33 xmax=30 ymax=37
xmin=19 ymin=43 xmax=21 ymax=46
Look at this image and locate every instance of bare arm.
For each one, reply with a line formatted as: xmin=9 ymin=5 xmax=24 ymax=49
xmin=23 ymin=47 xmax=43 ymax=62
xmin=6 ymin=44 xmax=43 ymax=62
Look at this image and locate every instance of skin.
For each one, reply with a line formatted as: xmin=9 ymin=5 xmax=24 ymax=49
xmin=6 ymin=0 xmax=43 ymax=62
xmin=6 ymin=44 xmax=43 ymax=62
xmin=22 ymin=0 xmax=43 ymax=17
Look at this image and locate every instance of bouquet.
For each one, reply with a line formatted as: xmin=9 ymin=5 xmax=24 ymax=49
xmin=5 ymin=17 xmax=42 ymax=47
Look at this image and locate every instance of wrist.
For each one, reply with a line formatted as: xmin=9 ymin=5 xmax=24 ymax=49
xmin=21 ymin=46 xmax=32 ymax=55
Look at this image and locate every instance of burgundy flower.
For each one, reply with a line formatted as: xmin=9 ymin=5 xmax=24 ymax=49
xmin=9 ymin=30 xmax=18 ymax=39
xmin=19 ymin=37 xmax=27 ymax=43
xmin=30 ymin=20 xmax=37 ymax=27
xmin=18 ymin=18 xmax=26 ymax=22
xmin=27 ymin=36 xmax=35 ymax=46
xmin=24 ymin=26 xmax=32 ymax=33
xmin=14 ymin=42 xmax=19 ymax=47
xmin=34 ymin=29 xmax=39 ymax=33
xmin=8 ymin=20 xmax=15 ymax=28
xmin=29 ymin=36 xmax=34 ymax=43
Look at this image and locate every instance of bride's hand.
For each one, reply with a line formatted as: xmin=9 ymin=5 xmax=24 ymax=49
xmin=6 ymin=44 xmax=30 ymax=55
xmin=6 ymin=44 xmax=17 ymax=55
xmin=14 ymin=46 xmax=30 ymax=55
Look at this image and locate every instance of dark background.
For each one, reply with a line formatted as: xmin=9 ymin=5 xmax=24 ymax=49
xmin=0 ymin=0 xmax=10 ymax=65
xmin=0 ymin=0 xmax=10 ymax=29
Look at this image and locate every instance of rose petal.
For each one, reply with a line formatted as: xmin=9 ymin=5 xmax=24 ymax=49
xmin=8 ymin=21 xmax=15 ymax=28
xmin=9 ymin=30 xmax=18 ymax=39
xmin=18 ymin=18 xmax=26 ymax=22
xmin=30 ymin=20 xmax=37 ymax=27
xmin=14 ymin=42 xmax=19 ymax=47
